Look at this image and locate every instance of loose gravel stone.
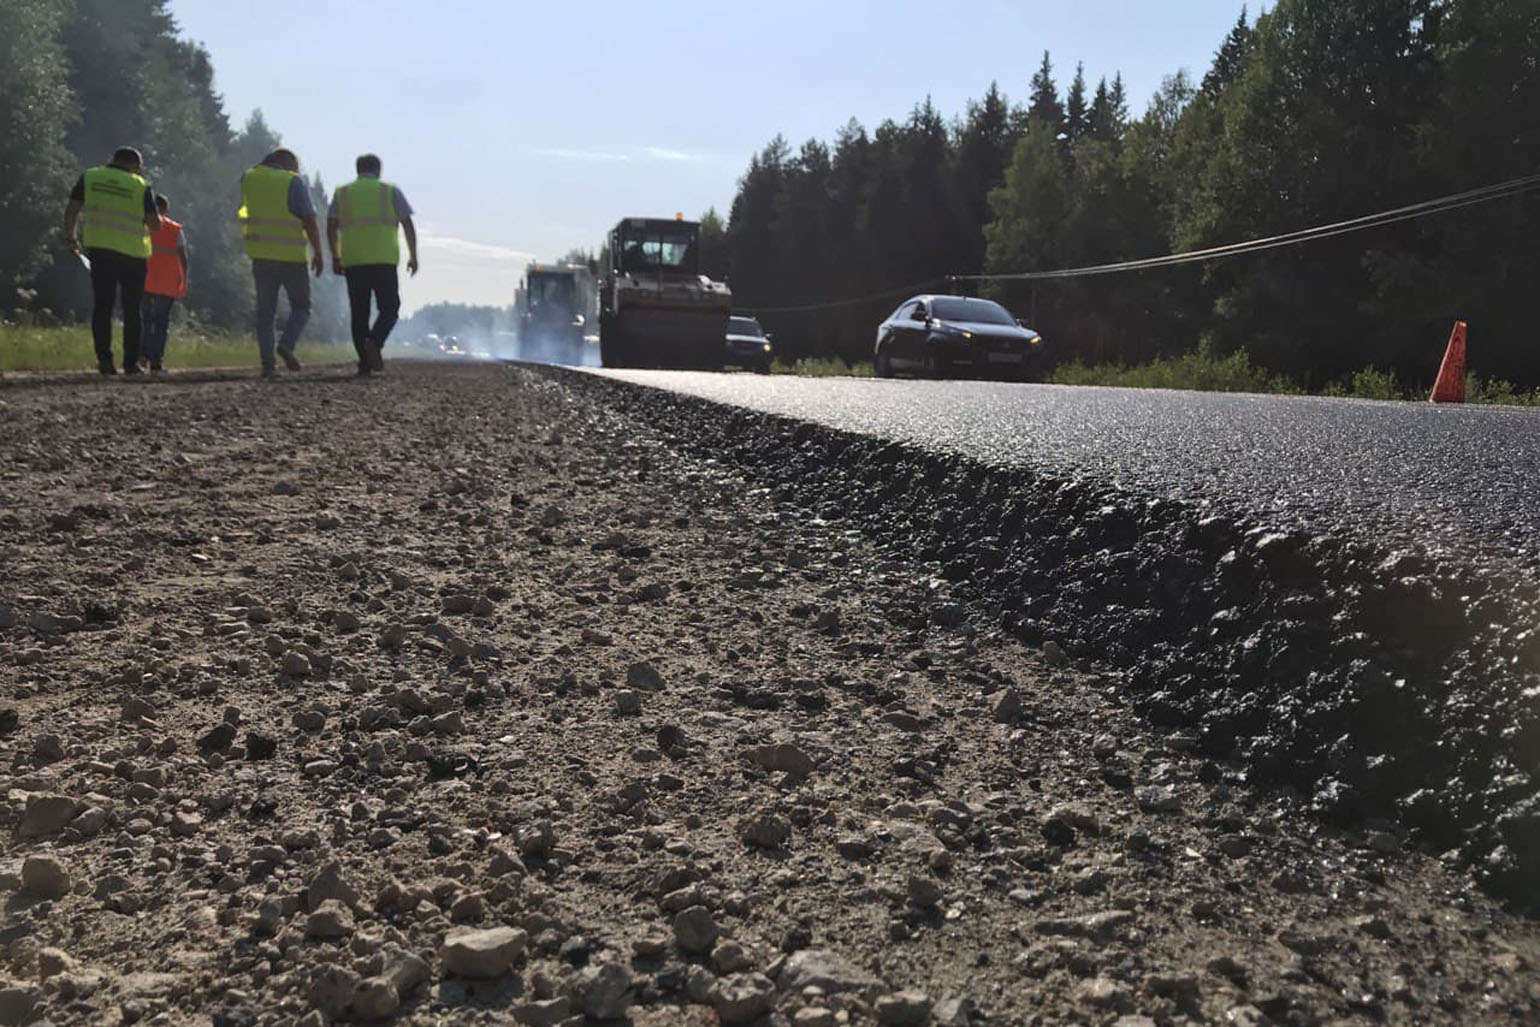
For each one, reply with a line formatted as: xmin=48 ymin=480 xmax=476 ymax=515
xmin=440 ymin=926 xmax=527 ymax=979
xmin=21 ymin=854 xmax=70 ymax=898
xmin=710 ymin=972 xmax=777 ymax=1025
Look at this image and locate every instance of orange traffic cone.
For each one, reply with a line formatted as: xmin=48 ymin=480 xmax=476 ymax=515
xmin=1429 ymin=321 xmax=1467 ymax=404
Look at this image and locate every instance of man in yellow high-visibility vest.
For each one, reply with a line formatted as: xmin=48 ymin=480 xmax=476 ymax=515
xmin=238 ymin=148 xmax=324 ymax=378
xmin=63 ymin=147 xmax=164 ymax=376
xmin=327 ymin=153 xmax=419 ymax=376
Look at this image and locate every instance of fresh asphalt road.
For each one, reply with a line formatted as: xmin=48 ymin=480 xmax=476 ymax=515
xmin=586 ymin=370 xmax=1540 ymax=572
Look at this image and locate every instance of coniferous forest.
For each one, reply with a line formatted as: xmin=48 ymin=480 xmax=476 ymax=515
xmin=0 ymin=0 xmax=350 ymax=339
xmin=715 ymin=0 xmax=1540 ymax=388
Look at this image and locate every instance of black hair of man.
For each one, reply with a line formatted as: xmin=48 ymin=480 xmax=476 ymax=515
xmin=264 ymin=148 xmax=300 ymax=172
xmin=356 ymin=154 xmax=382 ymax=176
xmin=111 ymin=146 xmax=144 ymax=170
xmin=155 ymin=194 xmax=170 ymax=213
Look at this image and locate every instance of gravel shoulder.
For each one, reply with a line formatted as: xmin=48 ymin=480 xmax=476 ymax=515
xmin=1 ymin=362 xmax=1536 ymax=1027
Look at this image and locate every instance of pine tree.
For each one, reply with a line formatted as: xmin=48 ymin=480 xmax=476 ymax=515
xmin=1028 ymin=51 xmax=1065 ymax=138
xmin=1066 ymin=63 xmax=1089 ymax=143
xmin=1202 ymin=8 xmax=1254 ymax=97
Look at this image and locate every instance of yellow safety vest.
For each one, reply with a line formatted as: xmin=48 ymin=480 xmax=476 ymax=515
xmin=334 ymin=177 xmax=400 ymax=267
xmin=238 ymin=165 xmax=308 ymax=263
xmin=80 ymin=166 xmax=152 ymax=259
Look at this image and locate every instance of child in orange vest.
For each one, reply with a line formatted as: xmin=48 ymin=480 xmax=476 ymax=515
xmin=141 ymin=193 xmax=188 ymax=373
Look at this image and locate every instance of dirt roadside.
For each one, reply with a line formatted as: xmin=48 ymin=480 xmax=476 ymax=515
xmin=1 ymin=362 xmax=1535 ymax=1027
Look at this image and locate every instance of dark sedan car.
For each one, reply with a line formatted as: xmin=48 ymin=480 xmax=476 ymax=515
xmin=874 ymin=295 xmax=1044 ymax=380
xmin=725 ymin=315 xmax=773 ymax=373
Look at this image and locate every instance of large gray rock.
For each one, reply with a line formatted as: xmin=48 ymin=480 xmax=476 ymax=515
xmin=673 ymin=905 xmax=720 ymax=955
xmin=710 ymin=973 xmax=776 ymax=1025
xmin=17 ymin=794 xmax=81 ymax=839
xmin=746 ymin=742 xmax=815 ymax=778
xmin=875 ymin=990 xmax=933 ymax=1025
xmin=441 ymin=926 xmax=527 ymax=979
xmin=574 ymin=962 xmax=633 ymax=1020
xmin=626 ymin=661 xmax=665 ymax=691
xmin=349 ymin=978 xmax=399 ymax=1021
xmin=21 ymin=854 xmax=70 ymax=899
xmin=512 ymin=996 xmax=572 ymax=1027
xmin=776 ymin=949 xmax=878 ymax=997
xmin=305 ymin=861 xmax=360 ymax=912
xmin=0 ymin=984 xmax=40 ymax=1027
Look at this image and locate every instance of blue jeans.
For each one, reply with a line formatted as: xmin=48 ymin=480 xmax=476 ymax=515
xmin=252 ymin=259 xmax=311 ymax=370
xmin=140 ymin=294 xmax=175 ymax=368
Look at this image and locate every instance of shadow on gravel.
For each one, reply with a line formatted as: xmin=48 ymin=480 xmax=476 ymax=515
xmin=549 ymin=367 xmax=1540 ymax=912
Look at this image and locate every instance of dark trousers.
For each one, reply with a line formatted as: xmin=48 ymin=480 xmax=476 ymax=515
xmin=87 ymin=248 xmax=147 ymax=370
xmin=252 ymin=258 xmax=312 ymax=371
xmin=140 ymin=294 xmax=175 ymax=368
xmin=345 ymin=265 xmax=400 ymax=367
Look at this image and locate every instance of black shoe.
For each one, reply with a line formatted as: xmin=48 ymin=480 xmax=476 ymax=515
xmin=356 ymin=364 xmax=372 ymax=378
xmin=276 ymin=347 xmax=302 ymax=371
xmin=368 ymin=345 xmax=384 ymax=373
xmin=122 ymin=365 xmax=142 ymax=377
xmin=98 ymin=363 xmax=117 ymax=376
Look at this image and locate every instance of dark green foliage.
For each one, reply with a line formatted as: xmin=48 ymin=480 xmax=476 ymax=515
xmin=4 ymin=0 xmax=305 ymax=333
xmin=0 ymin=0 xmax=76 ymax=296
xmin=720 ymin=0 xmax=1540 ymax=387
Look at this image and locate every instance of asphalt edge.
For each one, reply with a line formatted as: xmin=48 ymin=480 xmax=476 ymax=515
xmin=544 ymin=365 xmax=1540 ymax=911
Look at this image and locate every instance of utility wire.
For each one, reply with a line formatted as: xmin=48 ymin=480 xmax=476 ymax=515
xmin=949 ymin=171 xmax=1540 ymax=284
xmin=739 ymin=278 xmax=948 ymax=315
xmin=733 ymin=172 xmax=1540 ymax=314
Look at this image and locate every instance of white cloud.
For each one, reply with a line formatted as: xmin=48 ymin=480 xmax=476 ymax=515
xmin=419 ymin=233 xmax=535 ymax=263
xmin=645 ymin=146 xmax=698 ymax=162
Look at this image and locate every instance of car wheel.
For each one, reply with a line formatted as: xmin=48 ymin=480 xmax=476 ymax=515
xmin=922 ymin=347 xmax=943 ymax=380
xmin=875 ymin=349 xmax=893 ymax=378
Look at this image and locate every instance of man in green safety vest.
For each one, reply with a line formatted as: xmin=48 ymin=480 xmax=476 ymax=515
xmin=63 ymin=147 xmax=164 ymax=376
xmin=238 ymin=148 xmax=324 ymax=378
xmin=327 ymin=153 xmax=419 ymax=376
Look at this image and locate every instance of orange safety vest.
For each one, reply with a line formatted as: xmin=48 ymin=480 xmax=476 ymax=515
xmin=145 ymin=218 xmax=186 ymax=298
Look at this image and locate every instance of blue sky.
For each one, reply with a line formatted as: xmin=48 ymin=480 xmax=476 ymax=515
xmin=169 ymin=0 xmax=1248 ymax=313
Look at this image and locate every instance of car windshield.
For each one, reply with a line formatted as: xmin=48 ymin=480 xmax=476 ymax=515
xmin=728 ymin=317 xmax=763 ymax=336
xmin=528 ymin=274 xmax=574 ymax=308
xmin=930 ymin=297 xmax=1016 ymax=325
xmin=618 ymin=226 xmax=698 ymax=274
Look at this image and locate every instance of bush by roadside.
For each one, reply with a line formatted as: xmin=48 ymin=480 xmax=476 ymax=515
xmin=1049 ymin=342 xmax=1540 ymax=405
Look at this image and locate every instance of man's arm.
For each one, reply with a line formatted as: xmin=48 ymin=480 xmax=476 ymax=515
xmin=177 ymin=233 xmax=190 ymax=278
xmin=402 ymin=216 xmax=419 ymax=276
xmin=301 ymin=215 xmax=324 ymax=277
xmin=63 ymin=175 xmax=85 ymax=255
xmin=327 ymin=216 xmax=342 ymax=275
xmin=64 ymin=199 xmax=84 ymax=256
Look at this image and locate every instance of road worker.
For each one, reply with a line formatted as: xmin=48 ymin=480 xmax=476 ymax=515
xmin=140 ymin=193 xmax=188 ymax=374
xmin=238 ymin=148 xmax=324 ymax=378
xmin=327 ymin=153 xmax=419 ymax=376
xmin=63 ymin=146 xmax=163 ymax=376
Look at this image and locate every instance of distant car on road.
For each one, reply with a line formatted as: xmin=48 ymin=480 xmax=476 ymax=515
xmin=874 ymin=295 xmax=1044 ymax=380
xmin=725 ymin=315 xmax=773 ymax=373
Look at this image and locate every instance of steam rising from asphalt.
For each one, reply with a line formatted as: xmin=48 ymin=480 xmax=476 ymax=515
xmin=400 ymin=329 xmax=600 ymax=367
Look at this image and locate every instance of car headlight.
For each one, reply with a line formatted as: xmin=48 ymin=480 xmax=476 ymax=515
xmin=1030 ymin=335 xmax=1043 ymax=346
xmin=761 ymin=342 xmax=771 ymax=350
xmin=573 ymin=314 xmax=585 ymax=326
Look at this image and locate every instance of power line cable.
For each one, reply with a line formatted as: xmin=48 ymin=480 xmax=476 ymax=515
xmin=739 ymin=277 xmax=948 ymax=315
xmin=949 ymin=171 xmax=1540 ymax=283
